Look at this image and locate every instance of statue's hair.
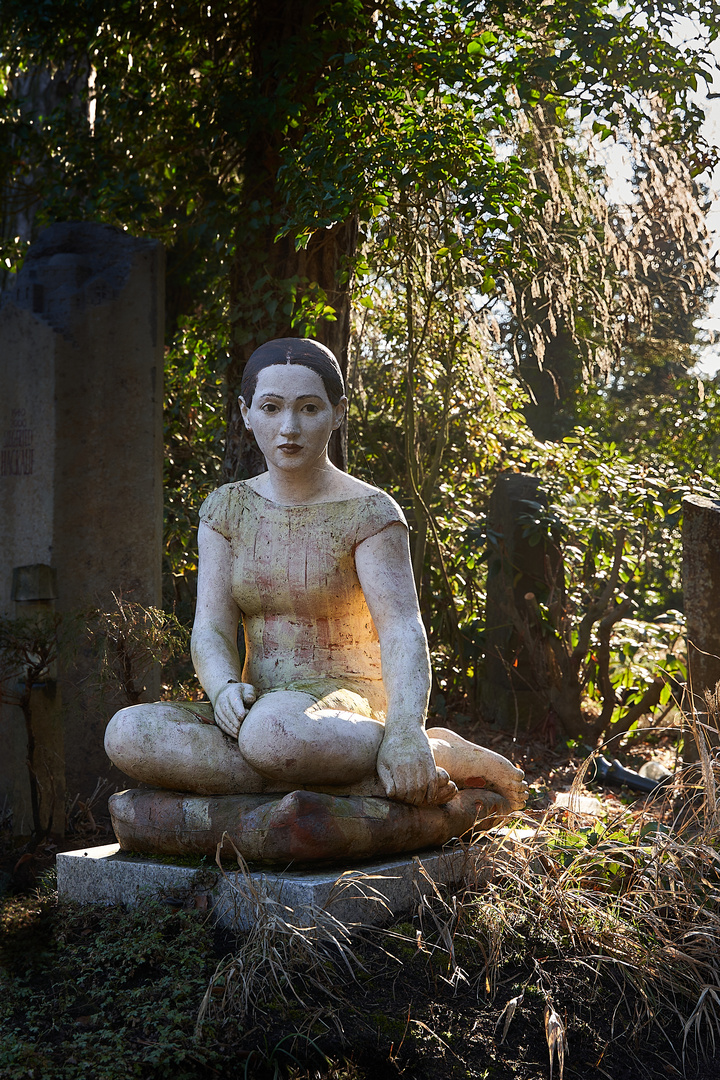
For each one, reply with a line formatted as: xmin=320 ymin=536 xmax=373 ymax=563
xmin=240 ymin=338 xmax=345 ymax=406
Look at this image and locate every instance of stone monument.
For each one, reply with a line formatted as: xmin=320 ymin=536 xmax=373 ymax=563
xmin=0 ymin=222 xmax=164 ymax=835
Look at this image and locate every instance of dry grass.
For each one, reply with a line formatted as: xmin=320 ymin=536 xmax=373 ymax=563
xmin=460 ymin=707 xmax=720 ymax=1074
xmin=196 ymin=837 xmax=415 ymax=1041
xmin=196 ymin=719 xmax=720 ymax=1078
xmin=472 ymin=803 xmax=720 ymax=1058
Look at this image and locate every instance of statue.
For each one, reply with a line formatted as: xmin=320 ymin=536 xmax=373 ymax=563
xmin=105 ymin=338 xmax=528 ymax=863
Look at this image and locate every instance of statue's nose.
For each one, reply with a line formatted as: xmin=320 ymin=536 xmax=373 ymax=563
xmin=279 ymin=411 xmax=300 ymax=437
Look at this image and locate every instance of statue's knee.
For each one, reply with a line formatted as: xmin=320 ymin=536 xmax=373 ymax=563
xmin=238 ymin=709 xmax=278 ymax=775
xmin=104 ymin=705 xmax=146 ymax=765
xmin=238 ymin=705 xmax=304 ymax=779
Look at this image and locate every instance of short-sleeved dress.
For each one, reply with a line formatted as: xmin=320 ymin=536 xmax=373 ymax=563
xmin=198 ymin=481 xmax=408 ymax=721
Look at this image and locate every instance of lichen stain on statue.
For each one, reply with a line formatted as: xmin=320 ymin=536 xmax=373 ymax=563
xmin=105 ymin=338 xmax=528 ymax=864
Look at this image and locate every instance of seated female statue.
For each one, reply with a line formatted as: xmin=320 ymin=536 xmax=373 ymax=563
xmin=105 ymin=338 xmax=527 ymax=861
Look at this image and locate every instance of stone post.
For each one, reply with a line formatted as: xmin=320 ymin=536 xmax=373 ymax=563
xmin=480 ymin=473 xmax=562 ymax=732
xmin=0 ymin=223 xmax=164 ymax=833
xmin=682 ymin=494 xmax=720 ymax=755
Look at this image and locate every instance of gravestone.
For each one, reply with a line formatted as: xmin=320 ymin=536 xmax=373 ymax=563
xmin=480 ymin=473 xmax=562 ymax=732
xmin=682 ymin=494 xmax=720 ymax=755
xmin=0 ymin=222 xmax=164 ymax=834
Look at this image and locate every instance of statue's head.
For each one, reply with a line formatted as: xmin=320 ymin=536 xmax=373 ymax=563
xmin=240 ymin=338 xmax=345 ymax=407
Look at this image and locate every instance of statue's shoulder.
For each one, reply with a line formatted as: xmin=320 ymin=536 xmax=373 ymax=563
xmin=337 ymin=473 xmax=403 ymax=512
xmin=352 ymin=484 xmax=408 ymax=545
xmin=198 ymin=482 xmax=251 ymax=538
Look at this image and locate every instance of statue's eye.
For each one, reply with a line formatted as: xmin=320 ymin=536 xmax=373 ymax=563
xmin=304 ymin=403 xmax=319 ymax=414
xmin=261 ymin=402 xmax=279 ymax=412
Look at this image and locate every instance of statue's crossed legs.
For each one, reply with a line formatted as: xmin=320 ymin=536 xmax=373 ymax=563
xmin=105 ymin=695 xmax=527 ymax=863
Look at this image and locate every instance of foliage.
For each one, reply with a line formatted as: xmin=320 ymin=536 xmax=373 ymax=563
xmin=280 ymin=0 xmax=719 ymax=237
xmin=0 ymin=612 xmax=64 ymax=837
xmin=1 ymin=0 xmax=717 ymax=332
xmin=502 ymin=107 xmax=718 ymax=438
xmin=2 ymin=0 xmax=719 ymax=730
xmin=0 ymin=896 xmax=223 ymax=1080
xmin=466 ymin=781 xmax=720 ymax=1067
xmin=579 ymin=370 xmax=720 ymax=481
xmin=348 ymin=230 xmax=534 ymax=701
xmin=163 ymin=312 xmax=227 ymax=618
xmin=348 ymin=183 xmax=717 ymax=733
xmin=479 ymin=433 xmax=720 ymax=740
xmin=0 ymin=612 xmax=61 ymax=704
xmin=85 ymin=594 xmax=190 ymax=706
xmin=278 ymin=0 xmax=719 ymax=395
xmin=4 ymin=749 xmax=720 ymax=1079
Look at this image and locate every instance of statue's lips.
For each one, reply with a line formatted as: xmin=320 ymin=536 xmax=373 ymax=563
xmin=278 ymin=443 xmax=302 ymax=454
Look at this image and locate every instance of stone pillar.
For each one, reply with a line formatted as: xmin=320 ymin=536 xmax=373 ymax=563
xmin=480 ymin=473 xmax=562 ymax=732
xmin=0 ymin=223 xmax=164 ymax=833
xmin=682 ymin=494 xmax=720 ymax=753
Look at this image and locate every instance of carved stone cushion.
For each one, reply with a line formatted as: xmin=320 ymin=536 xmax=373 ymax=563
xmin=109 ymin=786 xmax=509 ymax=866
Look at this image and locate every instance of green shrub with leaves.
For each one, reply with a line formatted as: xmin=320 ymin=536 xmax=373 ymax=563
xmin=163 ymin=312 xmax=228 ymax=620
xmin=482 ymin=432 xmax=720 ymax=741
xmin=351 ymin=258 xmax=718 ymax=741
xmin=0 ymin=897 xmax=222 ymax=1080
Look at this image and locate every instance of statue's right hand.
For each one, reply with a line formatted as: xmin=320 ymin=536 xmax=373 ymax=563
xmin=213 ymin=682 xmax=257 ymax=738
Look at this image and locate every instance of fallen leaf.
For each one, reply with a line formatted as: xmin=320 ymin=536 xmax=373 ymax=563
xmin=495 ymin=989 xmax=525 ymax=1044
xmin=545 ymin=1004 xmax=567 ymax=1080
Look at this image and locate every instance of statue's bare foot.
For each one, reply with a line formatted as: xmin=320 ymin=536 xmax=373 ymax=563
xmin=433 ymin=767 xmax=458 ymax=805
xmin=427 ymin=727 xmax=528 ymax=811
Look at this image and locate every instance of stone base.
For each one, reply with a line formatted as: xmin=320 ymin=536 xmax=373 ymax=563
xmin=56 ymin=842 xmax=491 ymax=929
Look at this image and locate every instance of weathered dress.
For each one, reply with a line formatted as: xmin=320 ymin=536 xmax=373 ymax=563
xmin=198 ymin=482 xmax=408 ymax=720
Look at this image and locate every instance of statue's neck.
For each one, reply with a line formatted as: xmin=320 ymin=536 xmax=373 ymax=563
xmin=252 ymin=457 xmax=343 ymax=507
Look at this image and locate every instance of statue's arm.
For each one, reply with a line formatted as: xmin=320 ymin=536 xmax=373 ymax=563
xmin=191 ymin=522 xmax=255 ymax=737
xmin=355 ymin=523 xmax=437 ymax=805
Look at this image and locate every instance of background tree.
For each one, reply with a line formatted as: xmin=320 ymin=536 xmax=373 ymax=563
xmin=2 ymin=0 xmax=720 ymax=730
xmin=501 ymin=109 xmax=717 ymax=440
xmin=1 ymin=0 xmax=717 ymax=449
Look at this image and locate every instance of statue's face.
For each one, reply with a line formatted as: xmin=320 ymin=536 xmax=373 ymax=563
xmin=239 ymin=364 xmax=346 ymax=471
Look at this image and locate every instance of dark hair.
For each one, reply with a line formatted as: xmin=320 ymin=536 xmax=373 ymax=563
xmin=240 ymin=338 xmax=345 ymax=406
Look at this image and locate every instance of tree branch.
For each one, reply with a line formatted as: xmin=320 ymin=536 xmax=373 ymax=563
xmin=570 ymin=528 xmax=626 ymax=671
xmin=596 ymin=597 xmax=634 ymax=731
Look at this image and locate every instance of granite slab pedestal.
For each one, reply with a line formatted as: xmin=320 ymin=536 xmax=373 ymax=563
xmin=56 ymin=842 xmax=491 ymax=930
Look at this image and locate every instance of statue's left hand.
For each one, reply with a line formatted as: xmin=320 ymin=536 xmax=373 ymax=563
xmin=376 ymin=725 xmax=439 ymax=806
xmin=213 ymin=681 xmax=257 ymax=738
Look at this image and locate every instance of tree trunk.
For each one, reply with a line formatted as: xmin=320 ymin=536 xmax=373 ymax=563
xmin=225 ymin=217 xmax=358 ymax=479
xmin=223 ymin=0 xmax=366 ymax=480
xmin=518 ymin=324 xmax=579 ymax=442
